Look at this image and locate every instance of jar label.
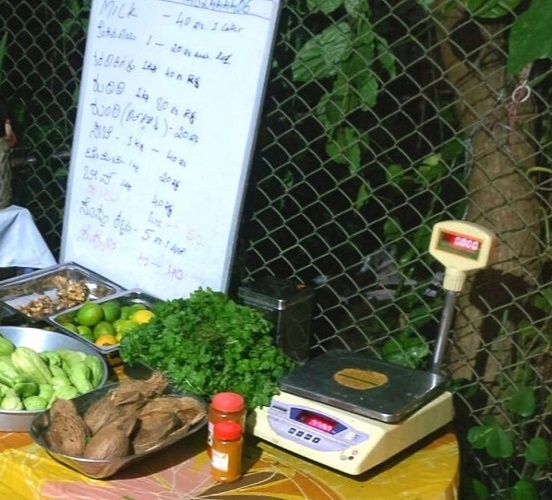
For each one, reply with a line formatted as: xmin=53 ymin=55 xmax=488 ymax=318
xmin=207 ymin=421 xmax=214 ymax=447
xmin=211 ymin=449 xmax=229 ymax=471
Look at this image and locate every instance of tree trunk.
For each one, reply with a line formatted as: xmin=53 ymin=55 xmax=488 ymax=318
xmin=433 ymin=5 xmax=542 ymax=382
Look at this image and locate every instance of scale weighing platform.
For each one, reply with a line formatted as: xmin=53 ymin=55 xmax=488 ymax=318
xmin=248 ymin=220 xmax=496 ymax=475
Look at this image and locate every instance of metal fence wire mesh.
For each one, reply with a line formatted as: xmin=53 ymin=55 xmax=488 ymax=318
xmin=1 ymin=1 xmax=551 ymax=497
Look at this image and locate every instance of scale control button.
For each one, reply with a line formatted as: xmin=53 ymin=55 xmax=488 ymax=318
xmin=343 ymin=431 xmax=357 ymax=442
xmin=296 ymin=431 xmax=304 ymax=437
xmin=305 ymin=434 xmax=313 ymax=440
xmin=312 ymin=437 xmax=321 ymax=444
xmin=288 ymin=428 xmax=297 ymax=435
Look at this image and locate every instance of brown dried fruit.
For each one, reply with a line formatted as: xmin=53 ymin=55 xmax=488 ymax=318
xmin=132 ymin=396 xmax=206 ymax=454
xmin=133 ymin=410 xmax=182 ymax=454
xmin=44 ymin=399 xmax=89 ymax=457
xmin=140 ymin=396 xmax=207 ymax=426
xmin=83 ymin=415 xmax=138 ymax=460
xmin=83 ymin=396 xmax=144 ymax=435
xmin=109 ymin=371 xmax=169 ymax=405
xmin=83 ymin=372 xmax=168 ymax=433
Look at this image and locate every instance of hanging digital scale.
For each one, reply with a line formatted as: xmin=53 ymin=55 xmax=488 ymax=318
xmin=248 ymin=221 xmax=496 ymax=475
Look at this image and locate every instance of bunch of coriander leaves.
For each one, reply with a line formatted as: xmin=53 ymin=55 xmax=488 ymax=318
xmin=119 ymin=288 xmax=296 ymax=411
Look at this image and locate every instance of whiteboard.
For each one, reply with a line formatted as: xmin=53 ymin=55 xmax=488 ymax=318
xmin=61 ymin=0 xmax=281 ymax=299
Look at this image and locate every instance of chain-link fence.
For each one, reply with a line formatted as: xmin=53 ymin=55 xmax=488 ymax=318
xmin=2 ymin=1 xmax=551 ymax=497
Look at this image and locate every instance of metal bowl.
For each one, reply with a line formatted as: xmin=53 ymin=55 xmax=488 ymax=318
xmin=0 ymin=326 xmax=109 ymax=432
xmin=29 ymin=383 xmax=207 ymax=479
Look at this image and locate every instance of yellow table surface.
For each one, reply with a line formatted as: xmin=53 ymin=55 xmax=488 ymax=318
xmin=0 ymin=365 xmax=459 ymax=499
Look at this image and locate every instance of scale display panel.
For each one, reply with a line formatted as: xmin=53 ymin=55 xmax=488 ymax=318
xmin=437 ymin=230 xmax=483 ymax=259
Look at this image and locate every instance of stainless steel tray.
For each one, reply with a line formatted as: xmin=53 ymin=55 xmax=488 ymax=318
xmin=0 ymin=262 xmax=124 ymax=323
xmin=48 ymin=288 xmax=160 ymax=355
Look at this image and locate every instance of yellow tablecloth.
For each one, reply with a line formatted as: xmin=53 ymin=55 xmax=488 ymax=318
xmin=0 ymin=365 xmax=459 ymax=499
xmin=0 ymin=427 xmax=458 ymax=499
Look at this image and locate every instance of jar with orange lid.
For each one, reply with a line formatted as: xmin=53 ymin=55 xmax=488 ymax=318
xmin=207 ymin=392 xmax=246 ymax=455
xmin=210 ymin=420 xmax=243 ymax=483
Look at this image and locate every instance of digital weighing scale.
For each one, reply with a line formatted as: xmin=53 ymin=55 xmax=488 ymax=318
xmin=248 ymin=220 xmax=496 ymax=475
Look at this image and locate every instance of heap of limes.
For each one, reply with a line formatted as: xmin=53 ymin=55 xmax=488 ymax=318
xmin=57 ymin=299 xmax=155 ymax=348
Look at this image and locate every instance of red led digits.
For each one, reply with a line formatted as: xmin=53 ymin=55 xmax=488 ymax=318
xmin=438 ymin=230 xmax=482 ymax=258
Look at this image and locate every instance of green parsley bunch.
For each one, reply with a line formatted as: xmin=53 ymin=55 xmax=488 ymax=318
xmin=119 ymin=288 xmax=296 ymax=411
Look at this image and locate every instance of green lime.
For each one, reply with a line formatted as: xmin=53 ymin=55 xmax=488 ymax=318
xmin=120 ymin=306 xmax=131 ymax=320
xmin=76 ymin=302 xmax=104 ymax=327
xmin=60 ymin=322 xmax=78 ymax=333
xmin=113 ymin=319 xmax=139 ymax=340
xmin=101 ymin=300 xmax=122 ymax=323
xmin=129 ymin=303 xmax=147 ymax=314
xmin=93 ymin=320 xmax=116 ymax=339
xmin=76 ymin=325 xmax=94 ymax=342
xmin=57 ymin=312 xmax=75 ymax=324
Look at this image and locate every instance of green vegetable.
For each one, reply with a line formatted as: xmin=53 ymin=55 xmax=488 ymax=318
xmin=119 ymin=288 xmax=296 ymax=411
xmin=11 ymin=347 xmax=52 ymax=385
xmin=0 ymin=355 xmax=19 ymax=386
xmin=40 ymin=351 xmax=62 ymax=367
xmin=23 ymin=395 xmax=48 ymax=411
xmin=53 ymin=386 xmax=79 ymax=400
xmin=84 ymin=355 xmax=104 ymax=388
xmin=38 ymin=383 xmax=54 ymax=402
xmin=51 ymin=377 xmax=73 ymax=391
xmin=59 ymin=351 xmax=93 ymax=394
xmin=0 ymin=394 xmax=23 ymax=410
xmin=0 ymin=335 xmax=15 ymax=356
xmin=13 ymin=376 xmax=39 ymax=398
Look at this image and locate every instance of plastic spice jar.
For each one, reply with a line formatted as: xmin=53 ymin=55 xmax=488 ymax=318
xmin=207 ymin=392 xmax=246 ymax=454
xmin=210 ymin=421 xmax=243 ymax=483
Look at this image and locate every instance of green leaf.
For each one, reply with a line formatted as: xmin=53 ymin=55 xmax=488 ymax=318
xmin=0 ymin=33 xmax=7 ymax=83
xmin=525 ymin=437 xmax=551 ymax=467
xmin=354 ymin=182 xmax=370 ymax=210
xmin=465 ymin=0 xmax=521 ymax=18
xmin=383 ymin=218 xmax=402 ymax=241
xmin=470 ymin=478 xmax=489 ymax=499
xmin=307 ymin=0 xmax=344 ymax=15
xmin=467 ymin=424 xmax=494 ymax=449
xmin=509 ymin=387 xmax=536 ymax=417
xmin=532 ymin=287 xmax=552 ymax=310
xmin=316 ymin=78 xmax=358 ymax=130
xmin=375 ymin=34 xmax=397 ymax=79
xmin=467 ymin=418 xmax=514 ymax=458
xmin=386 ymin=164 xmax=404 ymax=183
xmin=546 ymin=394 xmax=552 ymax=413
xmin=355 ymin=69 xmax=379 ymax=111
xmin=292 ymin=23 xmax=352 ymax=82
xmin=325 ymin=125 xmax=361 ymax=171
xmin=486 ymin=425 xmax=514 ymax=458
xmin=416 ymin=0 xmax=437 ymax=11
xmin=507 ymin=0 xmax=552 ymax=75
xmin=340 ymin=20 xmax=380 ymax=111
xmin=511 ymin=478 xmax=538 ymax=500
xmin=418 ymin=154 xmax=446 ymax=185
xmin=345 ymin=0 xmax=370 ymax=15
xmin=381 ymin=333 xmax=429 ymax=368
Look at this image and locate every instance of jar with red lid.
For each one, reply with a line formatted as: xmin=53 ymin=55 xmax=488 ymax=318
xmin=210 ymin=420 xmax=243 ymax=483
xmin=207 ymin=392 xmax=246 ymax=455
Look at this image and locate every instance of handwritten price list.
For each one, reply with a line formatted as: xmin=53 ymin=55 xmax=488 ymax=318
xmin=62 ymin=0 xmax=279 ymax=299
